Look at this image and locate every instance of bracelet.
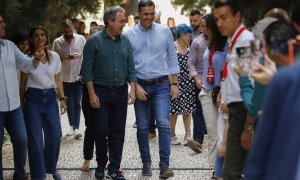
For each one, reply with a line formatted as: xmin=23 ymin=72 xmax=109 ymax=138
xmin=171 ymin=83 xmax=178 ymax=86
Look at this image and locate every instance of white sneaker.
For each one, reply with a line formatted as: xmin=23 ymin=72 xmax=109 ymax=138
xmin=183 ymin=135 xmax=192 ymax=146
xmin=66 ymin=127 xmax=74 ymax=136
xmin=170 ymin=135 xmax=181 ymax=145
xmin=74 ymin=129 xmax=83 ymax=140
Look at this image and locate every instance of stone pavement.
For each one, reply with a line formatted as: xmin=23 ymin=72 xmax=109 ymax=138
xmin=3 ymin=105 xmax=213 ymax=180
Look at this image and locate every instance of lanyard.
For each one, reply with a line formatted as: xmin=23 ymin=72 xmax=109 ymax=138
xmin=209 ymin=48 xmax=215 ymax=66
xmin=222 ymin=26 xmax=247 ymax=79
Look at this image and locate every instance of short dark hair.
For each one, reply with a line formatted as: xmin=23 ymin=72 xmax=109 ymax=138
xmin=291 ymin=6 xmax=300 ymax=26
xmin=214 ymin=0 xmax=239 ymax=15
xmin=189 ymin=10 xmax=201 ymax=17
xmin=90 ymin=21 xmax=98 ymax=26
xmin=264 ymin=20 xmax=296 ymax=55
xmin=134 ymin=15 xmax=139 ymax=20
xmin=10 ymin=31 xmax=29 ymax=45
xmin=138 ymin=0 xmax=155 ymax=12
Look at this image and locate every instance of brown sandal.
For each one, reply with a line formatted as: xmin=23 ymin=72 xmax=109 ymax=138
xmin=82 ymin=160 xmax=90 ymax=172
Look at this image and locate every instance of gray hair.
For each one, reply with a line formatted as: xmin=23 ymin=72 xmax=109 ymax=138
xmin=61 ymin=19 xmax=73 ymax=28
xmin=103 ymin=6 xmax=125 ymax=26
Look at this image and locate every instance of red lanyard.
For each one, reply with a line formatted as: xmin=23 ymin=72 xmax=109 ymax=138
xmin=222 ymin=26 xmax=247 ymax=79
xmin=209 ymin=48 xmax=215 ymax=66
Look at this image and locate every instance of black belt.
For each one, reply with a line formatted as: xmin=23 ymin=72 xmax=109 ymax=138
xmin=227 ymin=101 xmax=244 ymax=108
xmin=95 ymin=84 xmax=127 ymax=90
xmin=137 ymin=76 xmax=168 ymax=85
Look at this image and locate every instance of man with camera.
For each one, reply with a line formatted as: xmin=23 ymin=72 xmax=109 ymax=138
xmin=52 ymin=19 xmax=86 ymax=139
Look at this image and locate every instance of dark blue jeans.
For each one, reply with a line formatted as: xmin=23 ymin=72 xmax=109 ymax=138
xmin=134 ymin=79 xmax=171 ymax=168
xmin=24 ymin=88 xmax=62 ymax=179
xmin=82 ymin=86 xmax=95 ymax=160
xmin=63 ymin=82 xmax=82 ymax=130
xmin=192 ymin=88 xmax=205 ymax=144
xmin=93 ymin=85 xmax=128 ymax=173
xmin=0 ymin=107 xmax=27 ymax=180
xmin=149 ymin=107 xmax=156 ymax=134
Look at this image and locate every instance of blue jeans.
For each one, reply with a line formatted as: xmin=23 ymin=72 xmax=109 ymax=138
xmin=135 ymin=79 xmax=171 ymax=168
xmin=149 ymin=107 xmax=156 ymax=134
xmin=192 ymin=88 xmax=205 ymax=144
xmin=93 ymin=85 xmax=128 ymax=173
xmin=63 ymin=82 xmax=82 ymax=129
xmin=215 ymin=154 xmax=224 ymax=178
xmin=24 ymin=88 xmax=62 ymax=179
xmin=0 ymin=107 xmax=27 ymax=180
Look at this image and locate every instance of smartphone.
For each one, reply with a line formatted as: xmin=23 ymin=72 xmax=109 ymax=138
xmin=288 ymin=39 xmax=300 ymax=64
xmin=68 ymin=55 xmax=74 ymax=59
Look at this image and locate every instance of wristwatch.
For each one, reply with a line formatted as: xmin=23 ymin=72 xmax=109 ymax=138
xmin=171 ymin=83 xmax=178 ymax=86
xmin=244 ymin=123 xmax=254 ymax=130
xmin=59 ymin=96 xmax=67 ymax=102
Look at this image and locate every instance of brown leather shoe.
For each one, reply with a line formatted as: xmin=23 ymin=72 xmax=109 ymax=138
xmin=187 ymin=140 xmax=202 ymax=153
xmin=148 ymin=132 xmax=157 ymax=140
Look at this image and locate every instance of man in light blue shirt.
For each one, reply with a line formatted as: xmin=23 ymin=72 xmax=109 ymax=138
xmin=0 ymin=15 xmax=42 ymax=179
xmin=123 ymin=0 xmax=180 ymax=179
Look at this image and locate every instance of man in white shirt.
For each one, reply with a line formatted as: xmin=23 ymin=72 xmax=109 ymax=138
xmin=213 ymin=1 xmax=254 ymax=179
xmin=0 ymin=14 xmax=43 ymax=179
xmin=52 ymin=19 xmax=86 ymax=139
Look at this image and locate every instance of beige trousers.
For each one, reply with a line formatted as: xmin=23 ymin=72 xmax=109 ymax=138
xmin=199 ymin=88 xmax=218 ymax=167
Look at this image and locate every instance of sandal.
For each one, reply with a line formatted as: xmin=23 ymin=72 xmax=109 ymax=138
xmin=82 ymin=160 xmax=90 ymax=172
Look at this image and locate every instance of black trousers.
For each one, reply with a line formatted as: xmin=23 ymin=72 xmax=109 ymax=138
xmin=223 ymin=102 xmax=248 ymax=180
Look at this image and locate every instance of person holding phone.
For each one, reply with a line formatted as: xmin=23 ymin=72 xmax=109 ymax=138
xmin=52 ymin=19 xmax=86 ymax=139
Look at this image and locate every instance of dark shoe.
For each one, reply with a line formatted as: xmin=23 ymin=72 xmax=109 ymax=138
xmin=142 ymin=162 xmax=152 ymax=176
xmin=95 ymin=167 xmax=105 ymax=179
xmin=187 ymin=140 xmax=202 ymax=153
xmin=159 ymin=168 xmax=174 ymax=179
xmin=52 ymin=172 xmax=62 ymax=180
xmin=106 ymin=171 xmax=126 ymax=179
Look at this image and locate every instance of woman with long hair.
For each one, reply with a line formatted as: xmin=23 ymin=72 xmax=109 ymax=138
xmin=20 ymin=26 xmax=67 ymax=180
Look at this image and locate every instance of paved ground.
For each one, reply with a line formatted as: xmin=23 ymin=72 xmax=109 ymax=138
xmin=3 ymin=105 xmax=213 ymax=180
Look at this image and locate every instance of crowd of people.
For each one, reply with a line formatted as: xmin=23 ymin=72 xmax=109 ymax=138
xmin=0 ymin=0 xmax=300 ymax=179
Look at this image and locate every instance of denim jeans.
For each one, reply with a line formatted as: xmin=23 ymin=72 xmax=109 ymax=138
xmin=134 ymin=79 xmax=171 ymax=168
xmin=215 ymin=154 xmax=224 ymax=178
xmin=93 ymin=85 xmax=128 ymax=173
xmin=82 ymin=86 xmax=95 ymax=160
xmin=0 ymin=107 xmax=27 ymax=180
xmin=192 ymin=87 xmax=206 ymax=144
xmin=23 ymin=88 xmax=62 ymax=179
xmin=149 ymin=107 xmax=156 ymax=134
xmin=63 ymin=82 xmax=82 ymax=129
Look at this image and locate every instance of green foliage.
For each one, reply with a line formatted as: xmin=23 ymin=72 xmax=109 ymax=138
xmin=171 ymin=0 xmax=296 ymax=28
xmin=0 ymin=0 xmax=124 ymax=43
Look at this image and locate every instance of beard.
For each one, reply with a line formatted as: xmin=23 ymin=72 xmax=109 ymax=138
xmin=64 ymin=34 xmax=73 ymax=40
xmin=192 ymin=24 xmax=200 ymax=31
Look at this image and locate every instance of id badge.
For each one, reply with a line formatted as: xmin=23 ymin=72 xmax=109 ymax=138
xmin=207 ymin=67 xmax=214 ymax=83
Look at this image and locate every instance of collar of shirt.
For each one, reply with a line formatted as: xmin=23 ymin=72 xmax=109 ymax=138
xmin=62 ymin=34 xmax=74 ymax=43
xmin=227 ymin=24 xmax=244 ymax=47
xmin=102 ymin=29 xmax=121 ymax=41
xmin=137 ymin=22 xmax=155 ymax=32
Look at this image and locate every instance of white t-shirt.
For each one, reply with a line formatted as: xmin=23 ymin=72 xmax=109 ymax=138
xmin=224 ymin=25 xmax=254 ymax=104
xmin=25 ymin=51 xmax=61 ymax=89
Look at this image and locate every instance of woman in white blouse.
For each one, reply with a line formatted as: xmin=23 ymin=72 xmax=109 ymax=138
xmin=20 ymin=26 xmax=67 ymax=180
